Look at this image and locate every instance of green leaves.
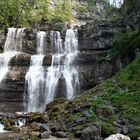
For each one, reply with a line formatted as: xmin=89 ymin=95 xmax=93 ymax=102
xmin=0 ymin=0 xmax=73 ymax=29
xmin=110 ymin=31 xmax=140 ymax=57
xmin=54 ymin=0 xmax=72 ymax=23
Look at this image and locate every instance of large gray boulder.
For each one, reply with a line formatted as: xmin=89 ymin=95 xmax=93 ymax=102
xmin=105 ymin=133 xmax=131 ymax=140
xmin=80 ymin=125 xmax=103 ymax=140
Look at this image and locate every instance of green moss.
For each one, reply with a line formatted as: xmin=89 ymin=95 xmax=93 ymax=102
xmin=106 ymin=115 xmax=117 ymax=124
xmin=48 ymin=57 xmax=140 ymax=138
xmin=117 ymin=58 xmax=140 ymax=90
xmin=129 ymin=127 xmax=140 ymax=140
xmin=111 ymin=31 xmax=140 ymax=57
xmin=91 ymin=97 xmax=104 ymax=109
xmin=77 ymin=4 xmax=88 ymax=15
xmin=101 ymin=123 xmax=116 ymax=137
xmin=30 ymin=135 xmax=39 ymax=140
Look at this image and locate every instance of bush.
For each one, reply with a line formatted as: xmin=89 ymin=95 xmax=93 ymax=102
xmin=0 ymin=0 xmax=73 ymax=29
xmin=111 ymin=31 xmax=140 ymax=57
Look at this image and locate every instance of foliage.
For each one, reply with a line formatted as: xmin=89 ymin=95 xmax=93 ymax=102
xmin=124 ymin=0 xmax=136 ymax=10
xmin=110 ymin=30 xmax=140 ymax=57
xmin=77 ymin=4 xmax=88 ymax=15
xmin=101 ymin=123 xmax=115 ymax=137
xmin=30 ymin=135 xmax=39 ymax=140
xmin=47 ymin=56 xmax=140 ymax=138
xmin=0 ymin=0 xmax=73 ymax=29
xmin=97 ymin=55 xmax=111 ymax=67
xmin=53 ymin=0 xmax=72 ymax=23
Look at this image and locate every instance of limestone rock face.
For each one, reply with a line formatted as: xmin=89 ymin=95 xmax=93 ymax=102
xmin=0 ymin=31 xmax=5 ymax=53
xmin=122 ymin=0 xmax=140 ymax=30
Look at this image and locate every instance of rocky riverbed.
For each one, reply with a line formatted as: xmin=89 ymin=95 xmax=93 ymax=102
xmin=0 ymin=112 xmax=132 ymax=140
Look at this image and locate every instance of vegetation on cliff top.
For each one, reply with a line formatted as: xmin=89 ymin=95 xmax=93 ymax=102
xmin=0 ymin=0 xmax=73 ymax=29
xmin=0 ymin=0 xmax=124 ymax=30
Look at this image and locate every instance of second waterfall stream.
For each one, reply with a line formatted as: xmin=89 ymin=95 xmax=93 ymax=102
xmin=25 ymin=29 xmax=79 ymax=112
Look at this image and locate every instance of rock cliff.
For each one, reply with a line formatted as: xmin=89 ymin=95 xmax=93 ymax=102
xmin=0 ymin=0 xmax=139 ymax=113
xmin=0 ymin=24 xmax=125 ymax=113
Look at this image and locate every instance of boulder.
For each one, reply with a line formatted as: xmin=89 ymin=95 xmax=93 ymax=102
xmin=105 ymin=133 xmax=131 ymax=140
xmin=54 ymin=131 xmax=67 ymax=138
xmin=38 ymin=131 xmax=51 ymax=139
xmin=30 ymin=122 xmax=41 ymax=131
xmin=40 ymin=123 xmax=50 ymax=132
xmin=81 ymin=125 xmax=102 ymax=140
xmin=75 ymin=131 xmax=82 ymax=138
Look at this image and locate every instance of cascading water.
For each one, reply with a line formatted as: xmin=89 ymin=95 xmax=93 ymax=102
xmin=45 ymin=29 xmax=79 ymax=104
xmin=25 ymin=31 xmax=46 ymax=112
xmin=0 ymin=28 xmax=24 ymax=83
xmin=0 ymin=123 xmax=5 ymax=133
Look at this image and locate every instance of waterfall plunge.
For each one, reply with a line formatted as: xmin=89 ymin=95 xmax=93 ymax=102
xmin=25 ymin=29 xmax=79 ymax=112
xmin=0 ymin=124 xmax=5 ymax=133
xmin=0 ymin=28 xmax=24 ymax=83
xmin=45 ymin=29 xmax=79 ymax=104
xmin=25 ymin=31 xmax=46 ymax=112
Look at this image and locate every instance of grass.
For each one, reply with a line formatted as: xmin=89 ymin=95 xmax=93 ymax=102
xmin=48 ymin=57 xmax=140 ymax=139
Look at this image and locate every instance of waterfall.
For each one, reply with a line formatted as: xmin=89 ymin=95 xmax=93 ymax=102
xmin=0 ymin=123 xmax=5 ymax=133
xmin=25 ymin=31 xmax=46 ymax=112
xmin=24 ymin=29 xmax=79 ymax=112
xmin=0 ymin=28 xmax=24 ymax=83
xmin=45 ymin=29 xmax=79 ymax=104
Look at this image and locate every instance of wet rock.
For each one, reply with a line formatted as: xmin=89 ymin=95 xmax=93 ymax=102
xmin=10 ymin=53 xmax=31 ymax=66
xmin=40 ymin=123 xmax=50 ymax=132
xmin=83 ymin=111 xmax=92 ymax=118
xmin=54 ymin=131 xmax=67 ymax=138
xmin=50 ymin=126 xmax=57 ymax=133
xmin=0 ymin=31 xmax=5 ymax=52
xmin=81 ymin=125 xmax=101 ymax=140
xmin=43 ymin=54 xmax=52 ymax=66
xmin=75 ymin=117 xmax=86 ymax=124
xmin=113 ymin=120 xmax=133 ymax=134
xmin=38 ymin=131 xmax=51 ymax=139
xmin=50 ymin=123 xmax=67 ymax=133
xmin=75 ymin=131 xmax=82 ymax=138
xmin=122 ymin=126 xmax=130 ymax=134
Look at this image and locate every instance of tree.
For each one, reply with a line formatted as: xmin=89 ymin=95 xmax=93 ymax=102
xmin=0 ymin=0 xmax=73 ymax=29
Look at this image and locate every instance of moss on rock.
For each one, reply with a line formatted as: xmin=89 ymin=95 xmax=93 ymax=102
xmin=47 ymin=57 xmax=140 ymax=138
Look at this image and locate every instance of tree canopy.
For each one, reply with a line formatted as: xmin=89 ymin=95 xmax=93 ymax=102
xmin=0 ymin=0 xmax=72 ymax=29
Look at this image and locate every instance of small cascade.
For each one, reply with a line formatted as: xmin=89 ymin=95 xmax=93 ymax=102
xmin=15 ymin=118 xmax=26 ymax=127
xmin=25 ymin=31 xmax=46 ymax=112
xmin=0 ymin=28 xmax=24 ymax=83
xmin=45 ymin=29 xmax=79 ymax=104
xmin=0 ymin=123 xmax=5 ymax=133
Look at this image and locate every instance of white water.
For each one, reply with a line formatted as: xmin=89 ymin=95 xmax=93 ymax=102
xmin=45 ymin=29 xmax=79 ymax=104
xmin=25 ymin=31 xmax=46 ymax=112
xmin=109 ymin=0 xmax=123 ymax=8
xmin=0 ymin=28 xmax=24 ymax=83
xmin=0 ymin=124 xmax=5 ymax=133
xmin=15 ymin=118 xmax=26 ymax=127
